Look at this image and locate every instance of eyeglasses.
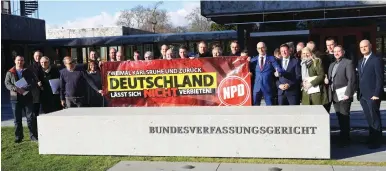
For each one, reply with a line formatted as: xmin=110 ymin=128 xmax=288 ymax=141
xmin=66 ymin=60 xmax=76 ymax=65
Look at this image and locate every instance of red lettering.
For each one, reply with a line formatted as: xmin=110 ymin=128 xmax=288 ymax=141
xmin=144 ymin=88 xmax=179 ymax=98
xmin=170 ymin=88 xmax=178 ymax=97
xmin=143 ymin=89 xmax=155 ymax=98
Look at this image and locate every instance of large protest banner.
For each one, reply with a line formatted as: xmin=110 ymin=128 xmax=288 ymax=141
xmin=101 ymin=56 xmax=251 ymax=107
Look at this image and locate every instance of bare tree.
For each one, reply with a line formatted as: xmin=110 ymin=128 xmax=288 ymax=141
xmin=116 ymin=1 xmax=176 ymax=33
xmin=186 ymin=7 xmax=212 ymax=32
xmin=131 ymin=5 xmax=147 ymax=29
xmin=116 ymin=9 xmax=134 ymax=28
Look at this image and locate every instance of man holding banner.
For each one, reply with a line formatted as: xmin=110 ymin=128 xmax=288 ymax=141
xmin=250 ymin=42 xmax=284 ymax=106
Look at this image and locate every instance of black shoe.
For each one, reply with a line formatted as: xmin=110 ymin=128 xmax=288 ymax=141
xmin=30 ymin=136 xmax=38 ymax=142
xmin=14 ymin=139 xmax=22 ymax=143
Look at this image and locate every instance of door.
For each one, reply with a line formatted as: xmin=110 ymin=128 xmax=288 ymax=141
xmin=310 ymin=25 xmax=377 ymax=66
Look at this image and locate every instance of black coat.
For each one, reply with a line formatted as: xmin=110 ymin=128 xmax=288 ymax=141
xmin=38 ymin=66 xmax=61 ymax=98
xmin=87 ymin=71 xmax=105 ymax=107
xmin=38 ymin=66 xmax=62 ymax=112
xmin=28 ymin=62 xmax=41 ymax=103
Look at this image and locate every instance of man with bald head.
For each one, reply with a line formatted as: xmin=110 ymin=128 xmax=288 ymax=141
xmin=109 ymin=48 xmax=117 ymax=61
xmin=357 ymin=39 xmax=384 ymax=149
xmin=250 ymin=42 xmax=284 ymax=106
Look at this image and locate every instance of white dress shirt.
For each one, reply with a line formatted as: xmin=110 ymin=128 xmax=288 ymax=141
xmin=362 ymin=52 xmax=372 ymax=66
xmin=282 ymin=57 xmax=289 ymax=70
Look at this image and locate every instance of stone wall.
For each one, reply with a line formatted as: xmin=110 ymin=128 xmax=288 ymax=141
xmin=46 ymin=26 xmax=154 ymax=39
xmin=46 ymin=27 xmax=124 ymax=39
xmin=201 ymin=1 xmax=386 ymax=16
xmin=1 ymin=14 xmax=46 ymax=42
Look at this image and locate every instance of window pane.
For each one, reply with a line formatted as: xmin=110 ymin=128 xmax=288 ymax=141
xmin=189 ymin=42 xmax=196 ymax=53
xmin=144 ymin=44 xmax=153 ymax=53
xmin=125 ymin=45 xmax=134 ymax=60
xmin=100 ymin=47 xmax=107 ymax=61
xmin=82 ymin=48 xmax=87 ymax=63
xmin=136 ymin=45 xmax=143 ymax=56
xmin=71 ymin=48 xmax=77 ymax=63
xmin=376 ymin=37 xmax=382 ymax=55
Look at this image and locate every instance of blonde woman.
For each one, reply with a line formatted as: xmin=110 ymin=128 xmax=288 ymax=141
xmin=212 ymin=45 xmax=223 ymax=57
xmin=300 ymin=47 xmax=328 ymax=105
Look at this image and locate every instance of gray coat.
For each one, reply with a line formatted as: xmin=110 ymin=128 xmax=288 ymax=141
xmin=327 ymin=58 xmax=356 ymax=102
xmin=4 ymin=67 xmax=38 ymax=103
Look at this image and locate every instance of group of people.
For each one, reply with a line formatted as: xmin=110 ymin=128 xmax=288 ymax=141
xmin=4 ymin=38 xmax=383 ymax=150
xmin=249 ymin=38 xmax=383 ymax=149
xmin=4 ymin=52 xmax=105 ymax=143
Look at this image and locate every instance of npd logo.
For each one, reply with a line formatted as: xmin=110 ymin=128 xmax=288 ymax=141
xmin=218 ymin=76 xmax=251 ymax=106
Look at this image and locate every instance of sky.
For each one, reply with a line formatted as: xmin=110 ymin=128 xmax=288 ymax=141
xmin=39 ymin=1 xmax=200 ymax=29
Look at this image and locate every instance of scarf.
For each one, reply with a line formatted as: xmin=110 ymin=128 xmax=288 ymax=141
xmin=43 ymin=66 xmax=51 ymax=73
xmin=301 ymin=59 xmax=313 ymax=80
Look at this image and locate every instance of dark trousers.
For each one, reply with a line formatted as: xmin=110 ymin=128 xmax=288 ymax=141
xmin=333 ymin=100 xmax=352 ymax=141
xmin=65 ymin=97 xmax=85 ymax=108
xmin=11 ymin=101 xmax=38 ymax=140
xmin=41 ymin=95 xmax=62 ymax=113
xmin=33 ymin=103 xmax=40 ymax=116
xmin=253 ymin=91 xmax=273 ymax=106
xmin=323 ymin=102 xmax=332 ymax=113
xmin=278 ymin=94 xmax=300 ymax=105
xmin=360 ymin=97 xmax=382 ymax=144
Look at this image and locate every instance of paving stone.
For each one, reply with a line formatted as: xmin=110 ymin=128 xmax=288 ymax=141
xmin=332 ymin=144 xmax=386 ymax=162
xmin=217 ymin=163 xmax=333 ymax=171
xmin=107 ymin=161 xmax=219 ymax=171
xmin=332 ymin=166 xmax=386 ymax=171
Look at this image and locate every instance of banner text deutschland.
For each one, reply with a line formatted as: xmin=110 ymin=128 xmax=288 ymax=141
xmin=108 ymin=73 xmax=217 ymax=91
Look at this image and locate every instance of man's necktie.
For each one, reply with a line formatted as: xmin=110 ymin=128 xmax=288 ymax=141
xmin=284 ymin=59 xmax=288 ymax=70
xmin=361 ymin=58 xmax=367 ymax=70
xmin=260 ymin=57 xmax=264 ymax=70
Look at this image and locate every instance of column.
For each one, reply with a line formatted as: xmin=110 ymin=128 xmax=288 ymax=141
xmin=237 ymin=24 xmax=245 ymax=51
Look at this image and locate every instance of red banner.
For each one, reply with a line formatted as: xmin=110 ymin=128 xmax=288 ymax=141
xmin=101 ymin=56 xmax=252 ymax=107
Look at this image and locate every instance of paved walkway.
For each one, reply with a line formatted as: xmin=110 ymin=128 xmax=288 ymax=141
xmin=107 ymin=161 xmax=386 ymax=171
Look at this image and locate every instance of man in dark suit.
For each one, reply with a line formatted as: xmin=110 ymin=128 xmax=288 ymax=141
xmin=322 ymin=37 xmax=337 ymax=113
xmin=250 ymin=42 xmax=284 ymax=106
xmin=357 ymin=40 xmax=384 ymax=149
xmin=326 ymin=45 xmax=356 ymax=147
xmin=276 ymin=44 xmax=301 ymax=105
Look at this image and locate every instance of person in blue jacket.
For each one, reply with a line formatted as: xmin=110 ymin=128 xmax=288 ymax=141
xmin=250 ymin=42 xmax=284 ymax=106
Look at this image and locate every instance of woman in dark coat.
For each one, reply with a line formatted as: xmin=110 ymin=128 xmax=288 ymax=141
xmin=87 ymin=61 xmax=105 ymax=107
xmin=38 ymin=56 xmax=62 ymax=113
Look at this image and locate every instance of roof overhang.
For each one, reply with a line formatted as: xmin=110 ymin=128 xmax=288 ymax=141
xmin=201 ymin=1 xmax=386 ymax=24
xmin=1 ymin=14 xmax=46 ymax=42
